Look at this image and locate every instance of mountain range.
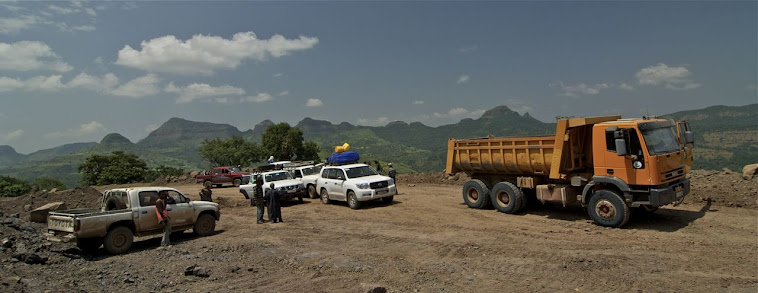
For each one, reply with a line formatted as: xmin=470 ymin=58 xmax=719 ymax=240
xmin=1 ymin=104 xmax=755 ymax=187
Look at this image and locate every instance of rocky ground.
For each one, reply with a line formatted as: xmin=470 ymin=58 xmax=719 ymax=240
xmin=0 ymin=171 xmax=756 ymax=292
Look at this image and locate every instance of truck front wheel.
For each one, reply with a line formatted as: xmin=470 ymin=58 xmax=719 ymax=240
xmin=233 ymin=178 xmax=241 ymax=187
xmin=347 ymin=191 xmax=361 ymax=210
xmin=194 ymin=213 xmax=216 ymax=236
xmin=491 ymin=182 xmax=525 ymax=214
xmin=462 ymin=179 xmax=491 ymax=209
xmin=587 ymin=190 xmax=630 ymax=228
xmin=76 ymin=237 xmax=102 ymax=253
xmin=103 ymin=226 xmax=134 ymax=255
xmin=308 ymin=185 xmax=317 ymax=198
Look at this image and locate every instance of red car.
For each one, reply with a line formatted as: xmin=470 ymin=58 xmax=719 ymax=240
xmin=196 ymin=166 xmax=249 ymax=188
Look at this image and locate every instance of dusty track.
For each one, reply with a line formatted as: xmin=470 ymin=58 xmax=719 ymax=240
xmin=2 ymin=182 xmax=757 ymax=292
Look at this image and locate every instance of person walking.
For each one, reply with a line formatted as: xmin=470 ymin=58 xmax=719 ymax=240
xmin=155 ymin=191 xmax=171 ymax=247
xmin=374 ymin=160 xmax=383 ymax=174
xmin=199 ymin=186 xmax=213 ymax=202
xmin=264 ymin=183 xmax=283 ymax=223
xmin=388 ymin=163 xmax=397 ymax=194
xmin=253 ymin=177 xmax=266 ymax=224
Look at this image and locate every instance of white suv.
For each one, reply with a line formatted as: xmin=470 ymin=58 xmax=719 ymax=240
xmin=239 ymin=170 xmax=307 ymax=203
xmin=317 ymin=164 xmax=396 ymax=209
xmin=289 ymin=164 xmax=324 ymax=199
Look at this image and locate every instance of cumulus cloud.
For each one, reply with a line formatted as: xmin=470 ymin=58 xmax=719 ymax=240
xmin=110 ymin=74 xmax=161 ymax=97
xmin=305 ymin=98 xmax=323 ymax=107
xmin=212 ymin=93 xmax=273 ymax=104
xmin=1 ymin=1 xmax=102 ymax=34
xmin=0 ymin=75 xmax=65 ymax=92
xmin=0 ymin=41 xmax=72 ymax=72
xmin=0 ymin=129 xmax=24 ymax=141
xmin=67 ymin=72 xmax=119 ymax=92
xmin=45 ymin=121 xmax=105 ymax=139
xmin=116 ymin=31 xmax=319 ymax=75
xmin=412 ymin=100 xmax=424 ymax=105
xmin=457 ymin=75 xmax=470 ymax=84
xmin=273 ymin=73 xmax=284 ymax=78
xmin=165 ymin=82 xmax=245 ymax=103
xmin=278 ymin=90 xmax=289 ymax=96
xmin=551 ymin=82 xmax=635 ymax=97
xmin=357 ymin=117 xmax=389 ymax=126
xmin=636 ymin=63 xmax=700 ymax=90
xmin=433 ymin=107 xmax=484 ymax=118
xmin=618 ymin=83 xmax=634 ymax=90
xmin=458 ymin=45 xmax=478 ymax=53
xmin=0 ymin=15 xmax=38 ymax=34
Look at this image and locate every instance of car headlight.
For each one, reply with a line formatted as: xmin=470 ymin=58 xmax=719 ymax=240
xmin=356 ymin=183 xmax=370 ymax=189
xmin=389 ymin=179 xmax=395 ymax=186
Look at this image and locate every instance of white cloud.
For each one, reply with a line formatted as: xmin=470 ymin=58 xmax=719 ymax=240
xmin=110 ymin=74 xmax=161 ymax=97
xmin=165 ymin=82 xmax=245 ymax=103
xmin=457 ymin=75 xmax=470 ymax=84
xmin=145 ymin=124 xmax=159 ymax=133
xmin=636 ymin=63 xmax=700 ymax=90
xmin=278 ymin=90 xmax=289 ymax=96
xmin=240 ymin=93 xmax=273 ymax=103
xmin=0 ymin=75 xmax=67 ymax=92
xmin=94 ymin=56 xmax=104 ymax=65
xmin=357 ymin=117 xmax=389 ymax=126
xmin=504 ymin=99 xmax=534 ymax=114
xmin=412 ymin=100 xmax=424 ymax=105
xmin=273 ymin=73 xmax=284 ymax=78
xmin=306 ymin=98 xmax=323 ymax=107
xmin=0 ymin=129 xmax=24 ymax=141
xmin=434 ymin=107 xmax=477 ymax=118
xmin=0 ymin=15 xmax=38 ymax=34
xmin=116 ymin=31 xmax=319 ymax=75
xmin=458 ymin=45 xmax=478 ymax=53
xmin=551 ymin=82 xmax=635 ymax=97
xmin=48 ymin=4 xmax=78 ymax=15
xmin=0 ymin=41 xmax=73 ymax=72
xmin=67 ymin=72 xmax=119 ymax=92
xmin=45 ymin=121 xmax=105 ymax=139
xmin=618 ymin=83 xmax=634 ymax=90
xmin=1 ymin=1 xmax=102 ymax=34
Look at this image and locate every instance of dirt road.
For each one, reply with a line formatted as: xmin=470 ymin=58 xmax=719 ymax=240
xmin=3 ymin=182 xmax=757 ymax=292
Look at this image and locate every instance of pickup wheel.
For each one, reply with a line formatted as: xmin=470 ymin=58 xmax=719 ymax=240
xmin=103 ymin=226 xmax=133 ymax=255
xmin=76 ymin=237 xmax=102 ymax=253
xmin=381 ymin=195 xmax=394 ymax=204
xmin=203 ymin=181 xmax=212 ymax=189
xmin=233 ymin=178 xmax=242 ymax=187
xmin=308 ymin=185 xmax=317 ymax=199
xmin=462 ymin=179 xmax=491 ymax=209
xmin=193 ymin=213 xmax=216 ymax=236
xmin=587 ymin=190 xmax=630 ymax=228
xmin=490 ymin=182 xmax=525 ymax=214
xmin=347 ymin=191 xmax=361 ymax=210
xmin=320 ymin=188 xmax=331 ymax=204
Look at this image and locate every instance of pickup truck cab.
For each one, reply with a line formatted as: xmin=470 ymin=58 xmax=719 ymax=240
xmin=287 ymin=163 xmax=324 ymax=199
xmin=47 ymin=187 xmax=220 ymax=255
xmin=196 ymin=166 xmax=249 ymax=188
xmin=239 ymin=170 xmax=307 ymax=203
xmin=317 ymin=164 xmax=396 ymax=209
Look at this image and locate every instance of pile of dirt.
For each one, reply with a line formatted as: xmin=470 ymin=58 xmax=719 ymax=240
xmin=0 ymin=187 xmax=103 ymax=220
xmin=398 ymin=172 xmax=470 ymax=186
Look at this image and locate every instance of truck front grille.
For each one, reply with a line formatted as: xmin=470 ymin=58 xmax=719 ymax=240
xmin=370 ymin=181 xmax=389 ymax=189
xmin=661 ymin=167 xmax=685 ymax=183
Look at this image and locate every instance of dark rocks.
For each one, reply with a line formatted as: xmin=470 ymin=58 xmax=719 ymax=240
xmin=367 ymin=286 xmax=388 ymax=293
xmin=184 ymin=264 xmax=210 ymax=278
xmin=1 ymin=237 xmax=13 ymax=248
xmin=12 ymin=252 xmax=48 ymax=264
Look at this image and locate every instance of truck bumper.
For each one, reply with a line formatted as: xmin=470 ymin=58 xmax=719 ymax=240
xmin=280 ymin=190 xmax=307 ymax=201
xmin=649 ymin=178 xmax=690 ymax=207
xmin=357 ymin=186 xmax=396 ymax=201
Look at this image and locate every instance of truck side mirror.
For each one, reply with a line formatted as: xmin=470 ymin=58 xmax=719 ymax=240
xmin=615 ymin=139 xmax=628 ymax=156
xmin=684 ymin=131 xmax=694 ymax=144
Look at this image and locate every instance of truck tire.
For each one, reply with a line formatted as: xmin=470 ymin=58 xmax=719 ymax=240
xmin=587 ymin=190 xmax=630 ymax=228
xmin=381 ymin=195 xmax=394 ymax=204
xmin=490 ymin=182 xmax=525 ymax=214
xmin=233 ymin=178 xmax=241 ymax=187
xmin=76 ymin=237 xmax=102 ymax=253
xmin=103 ymin=194 xmax=127 ymax=211
xmin=320 ymin=188 xmax=331 ymax=204
xmin=203 ymin=180 xmax=212 ymax=189
xmin=193 ymin=213 xmax=216 ymax=236
xmin=103 ymin=226 xmax=133 ymax=255
xmin=308 ymin=184 xmax=317 ymax=199
xmin=241 ymin=190 xmax=250 ymax=200
xmin=347 ymin=191 xmax=361 ymax=209
xmin=462 ymin=179 xmax=491 ymax=209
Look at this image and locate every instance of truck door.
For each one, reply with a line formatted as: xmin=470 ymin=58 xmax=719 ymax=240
xmin=136 ymin=191 xmax=162 ymax=233
xmin=166 ymin=190 xmax=194 ymax=227
xmin=330 ymin=169 xmax=347 ymax=200
xmin=596 ymin=127 xmax=650 ymax=185
xmin=676 ymin=121 xmax=694 ymax=172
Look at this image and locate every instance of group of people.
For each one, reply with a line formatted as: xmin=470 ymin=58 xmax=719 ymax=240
xmin=251 ymin=177 xmax=284 ymax=224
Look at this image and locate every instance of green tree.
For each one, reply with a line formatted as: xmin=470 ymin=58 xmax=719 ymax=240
xmin=33 ymin=177 xmax=68 ymax=191
xmin=144 ymin=165 xmax=186 ymax=182
xmin=261 ymin=123 xmax=320 ymax=162
xmin=0 ymin=176 xmax=32 ymax=197
xmin=78 ymin=151 xmax=148 ymax=186
xmin=199 ymin=136 xmax=262 ymax=167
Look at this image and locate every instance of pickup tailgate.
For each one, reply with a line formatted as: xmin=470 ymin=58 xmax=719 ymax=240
xmin=47 ymin=213 xmax=76 ymax=233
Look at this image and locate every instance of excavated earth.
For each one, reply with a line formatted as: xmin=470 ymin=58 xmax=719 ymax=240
xmin=0 ymin=171 xmax=756 ymax=292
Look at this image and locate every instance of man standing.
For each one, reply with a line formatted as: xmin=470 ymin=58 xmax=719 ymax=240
xmin=374 ymin=160 xmax=383 ymax=174
xmin=253 ymin=177 xmax=266 ymax=224
xmin=155 ymin=191 xmax=171 ymax=247
xmin=388 ymin=163 xmax=397 ymax=194
xmin=199 ymin=186 xmax=213 ymax=202
xmin=264 ymin=183 xmax=283 ymax=223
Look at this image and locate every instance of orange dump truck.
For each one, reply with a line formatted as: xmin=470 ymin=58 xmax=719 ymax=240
xmin=446 ymin=116 xmax=694 ymax=227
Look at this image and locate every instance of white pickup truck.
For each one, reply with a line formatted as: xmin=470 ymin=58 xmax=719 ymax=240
xmin=288 ymin=163 xmax=324 ymax=199
xmin=239 ymin=170 xmax=307 ymax=203
xmin=317 ymin=163 xmax=396 ymax=209
xmin=47 ymin=187 xmax=220 ymax=255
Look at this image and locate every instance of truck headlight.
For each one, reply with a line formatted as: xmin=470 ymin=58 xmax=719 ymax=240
xmin=389 ymin=179 xmax=395 ymax=186
xmin=357 ymin=183 xmax=370 ymax=189
xmin=633 ymin=161 xmax=643 ymax=169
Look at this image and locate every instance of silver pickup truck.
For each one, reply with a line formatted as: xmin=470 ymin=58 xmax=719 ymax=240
xmin=47 ymin=187 xmax=220 ymax=255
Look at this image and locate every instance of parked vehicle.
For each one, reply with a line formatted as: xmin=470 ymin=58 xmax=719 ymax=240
xmin=195 ymin=166 xmax=249 ymax=188
xmin=446 ymin=116 xmax=693 ymax=228
xmin=239 ymin=170 xmax=307 ymax=202
xmin=317 ymin=163 xmax=396 ymax=209
xmin=285 ymin=162 xmax=324 ymax=199
xmin=46 ymin=187 xmax=220 ymax=254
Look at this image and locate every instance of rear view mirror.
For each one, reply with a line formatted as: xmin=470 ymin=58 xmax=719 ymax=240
xmin=684 ymin=131 xmax=695 ymax=144
xmin=615 ymin=139 xmax=628 ymax=156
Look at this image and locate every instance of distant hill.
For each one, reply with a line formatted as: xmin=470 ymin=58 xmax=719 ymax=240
xmin=1 ymin=103 xmax=754 ymax=186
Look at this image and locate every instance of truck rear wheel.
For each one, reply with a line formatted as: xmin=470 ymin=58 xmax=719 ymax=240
xmin=233 ymin=178 xmax=241 ymax=187
xmin=587 ymin=190 xmax=630 ymax=228
xmin=76 ymin=237 xmax=102 ymax=253
xmin=203 ymin=180 xmax=212 ymax=189
xmin=308 ymin=185 xmax=317 ymax=198
xmin=462 ymin=179 xmax=491 ymax=209
xmin=491 ymin=182 xmax=525 ymax=214
xmin=193 ymin=213 xmax=216 ymax=236
xmin=320 ymin=188 xmax=331 ymax=204
xmin=103 ymin=226 xmax=133 ymax=255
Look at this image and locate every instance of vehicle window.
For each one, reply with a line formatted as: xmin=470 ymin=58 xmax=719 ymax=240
xmin=241 ymin=175 xmax=251 ymax=185
xmin=228 ymin=167 xmax=241 ymax=173
xmin=302 ymin=166 xmax=322 ymax=176
xmin=222 ymin=169 xmax=230 ymax=174
xmin=264 ymin=171 xmax=293 ymax=182
xmin=345 ymin=166 xmax=378 ymax=178
xmin=677 ymin=123 xmax=687 ymax=144
xmin=321 ymin=169 xmax=331 ymax=179
xmin=641 ymin=127 xmax=679 ymax=155
xmin=605 ymin=130 xmax=617 ymax=152
xmin=167 ymin=190 xmax=186 ymax=204
xmin=213 ymin=169 xmax=221 ymax=175
xmin=334 ymin=169 xmax=346 ymax=180
xmin=139 ymin=191 xmax=159 ymax=207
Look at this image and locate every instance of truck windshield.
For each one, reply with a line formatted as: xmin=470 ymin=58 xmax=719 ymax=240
xmin=345 ymin=166 xmax=378 ymax=178
xmin=301 ymin=166 xmax=322 ymax=176
xmin=265 ymin=171 xmax=293 ymax=182
xmin=641 ymin=126 xmax=680 ymax=155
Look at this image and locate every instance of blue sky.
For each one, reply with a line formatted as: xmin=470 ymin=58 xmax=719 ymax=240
xmin=0 ymin=1 xmax=755 ymax=153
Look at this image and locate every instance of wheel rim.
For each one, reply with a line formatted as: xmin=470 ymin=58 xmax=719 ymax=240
xmin=199 ymin=218 xmax=211 ymax=233
xmin=113 ymin=233 xmax=127 ymax=247
xmin=496 ymin=190 xmax=510 ymax=206
xmin=321 ymin=191 xmax=328 ymax=203
xmin=349 ymin=195 xmax=356 ymax=207
xmin=308 ymin=186 xmax=315 ymax=197
xmin=595 ymin=199 xmax=617 ymax=220
xmin=466 ymin=188 xmax=479 ymax=201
